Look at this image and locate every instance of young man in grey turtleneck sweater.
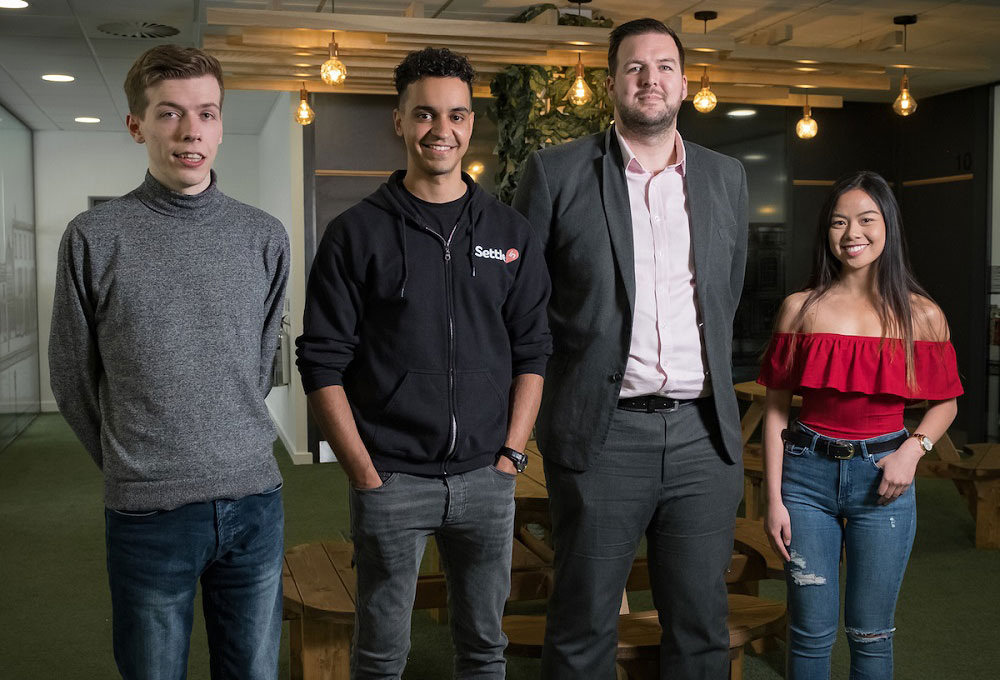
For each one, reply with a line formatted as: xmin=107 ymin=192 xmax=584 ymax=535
xmin=49 ymin=45 xmax=288 ymax=680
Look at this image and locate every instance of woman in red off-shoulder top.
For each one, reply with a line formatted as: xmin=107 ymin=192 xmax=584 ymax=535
xmin=758 ymin=171 xmax=961 ymax=680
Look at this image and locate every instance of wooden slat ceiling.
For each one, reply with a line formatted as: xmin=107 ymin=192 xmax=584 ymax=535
xmin=202 ymin=1 xmax=1000 ymax=109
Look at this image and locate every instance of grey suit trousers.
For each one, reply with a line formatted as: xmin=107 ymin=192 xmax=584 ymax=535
xmin=540 ymin=398 xmax=743 ymax=679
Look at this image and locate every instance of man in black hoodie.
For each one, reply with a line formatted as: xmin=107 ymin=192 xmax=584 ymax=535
xmin=296 ymin=48 xmax=551 ymax=678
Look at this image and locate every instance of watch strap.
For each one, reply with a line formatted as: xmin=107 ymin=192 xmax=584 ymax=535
xmin=498 ymin=446 xmax=528 ymax=473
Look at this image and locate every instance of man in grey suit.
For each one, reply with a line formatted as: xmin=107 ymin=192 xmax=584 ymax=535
xmin=512 ymin=17 xmax=748 ymax=680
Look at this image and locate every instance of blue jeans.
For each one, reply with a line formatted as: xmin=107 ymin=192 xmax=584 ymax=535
xmin=349 ymin=465 xmax=516 ymax=679
xmin=104 ymin=484 xmax=284 ymax=680
xmin=781 ymin=423 xmax=916 ymax=680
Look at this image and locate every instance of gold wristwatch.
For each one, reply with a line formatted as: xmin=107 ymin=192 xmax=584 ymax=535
xmin=911 ymin=433 xmax=933 ymax=452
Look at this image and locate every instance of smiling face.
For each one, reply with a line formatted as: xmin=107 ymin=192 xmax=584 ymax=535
xmin=393 ymin=76 xmax=473 ymax=183
xmin=828 ymin=188 xmax=887 ymax=272
xmin=126 ymin=74 xmax=222 ymax=195
xmin=607 ymin=31 xmax=688 ymax=136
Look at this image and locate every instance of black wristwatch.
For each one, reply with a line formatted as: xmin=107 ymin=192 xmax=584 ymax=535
xmin=497 ymin=446 xmax=528 ymax=473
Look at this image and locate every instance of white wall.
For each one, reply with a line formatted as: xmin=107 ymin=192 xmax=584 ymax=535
xmin=258 ymin=93 xmax=310 ymax=463
xmin=35 ymin=130 xmax=261 ymax=412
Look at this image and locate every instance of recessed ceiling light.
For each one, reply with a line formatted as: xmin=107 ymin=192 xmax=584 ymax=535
xmin=727 ymin=109 xmax=757 ymax=118
xmin=743 ymin=153 xmax=767 ymax=161
xmin=795 ymin=67 xmax=819 ymax=72
xmin=796 ymin=59 xmax=819 ymax=64
xmin=295 ymin=52 xmax=312 ymax=56
xmin=0 ymin=0 xmax=30 ymax=8
xmin=75 ymin=117 xmax=100 ymax=123
xmin=691 ymin=47 xmax=717 ymax=53
xmin=294 ymin=72 xmax=311 ymax=77
xmin=797 ymin=84 xmax=818 ymax=89
xmin=42 ymin=74 xmax=75 ymax=82
xmin=295 ymin=63 xmax=312 ymax=67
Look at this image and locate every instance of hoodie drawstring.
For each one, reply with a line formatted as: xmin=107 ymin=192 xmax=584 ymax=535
xmin=397 ymin=213 xmax=409 ymax=298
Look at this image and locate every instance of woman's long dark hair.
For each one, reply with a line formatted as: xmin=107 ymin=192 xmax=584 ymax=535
xmin=791 ymin=170 xmax=932 ymax=387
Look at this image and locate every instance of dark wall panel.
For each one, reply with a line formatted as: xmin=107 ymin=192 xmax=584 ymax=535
xmin=896 ymin=86 xmax=991 ymax=440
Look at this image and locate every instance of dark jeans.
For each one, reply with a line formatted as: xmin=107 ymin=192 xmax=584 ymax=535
xmin=104 ymin=484 xmax=284 ymax=680
xmin=541 ymin=400 xmax=743 ymax=680
xmin=349 ymin=465 xmax=516 ymax=679
xmin=782 ymin=422 xmax=916 ymax=680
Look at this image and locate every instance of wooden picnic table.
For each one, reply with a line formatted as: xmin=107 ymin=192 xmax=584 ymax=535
xmin=949 ymin=444 xmax=1000 ymax=549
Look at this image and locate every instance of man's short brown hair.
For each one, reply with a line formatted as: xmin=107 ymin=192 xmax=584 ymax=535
xmin=124 ymin=45 xmax=225 ymax=117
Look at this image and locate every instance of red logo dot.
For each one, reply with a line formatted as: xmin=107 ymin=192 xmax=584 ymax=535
xmin=505 ymin=248 xmax=519 ymax=263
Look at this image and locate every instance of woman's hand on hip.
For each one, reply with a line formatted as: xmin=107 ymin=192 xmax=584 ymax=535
xmin=765 ymin=502 xmax=792 ymax=562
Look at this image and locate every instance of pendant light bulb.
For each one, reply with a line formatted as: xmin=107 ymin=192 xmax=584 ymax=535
xmin=891 ymin=16 xmax=918 ymax=117
xmin=569 ymin=54 xmax=593 ymax=106
xmin=892 ymin=73 xmax=917 ymax=116
xmin=692 ymin=70 xmax=717 ymax=113
xmin=295 ymin=83 xmax=314 ymax=126
xmin=321 ymin=36 xmax=347 ymax=86
xmin=795 ymin=101 xmax=818 ymax=139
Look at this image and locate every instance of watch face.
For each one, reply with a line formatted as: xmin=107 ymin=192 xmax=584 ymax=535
xmin=921 ymin=437 xmax=933 ymax=451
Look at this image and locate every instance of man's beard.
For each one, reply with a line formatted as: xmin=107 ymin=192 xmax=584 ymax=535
xmin=614 ymin=92 xmax=680 ymax=135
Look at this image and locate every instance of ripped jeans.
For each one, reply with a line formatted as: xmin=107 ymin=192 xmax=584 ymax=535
xmin=781 ymin=422 xmax=916 ymax=680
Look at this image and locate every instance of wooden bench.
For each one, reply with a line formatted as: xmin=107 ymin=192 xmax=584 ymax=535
xmin=946 ymin=443 xmax=1000 ymax=549
xmin=282 ymin=538 xmax=551 ymax=680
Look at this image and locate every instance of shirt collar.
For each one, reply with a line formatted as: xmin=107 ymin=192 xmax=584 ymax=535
xmin=615 ymin=126 xmax=686 ymax=177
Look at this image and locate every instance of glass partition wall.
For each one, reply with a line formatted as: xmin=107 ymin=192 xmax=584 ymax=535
xmin=0 ymin=104 xmax=39 ymax=449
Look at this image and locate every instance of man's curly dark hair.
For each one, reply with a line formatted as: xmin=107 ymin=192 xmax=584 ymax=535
xmin=393 ymin=47 xmax=476 ymax=104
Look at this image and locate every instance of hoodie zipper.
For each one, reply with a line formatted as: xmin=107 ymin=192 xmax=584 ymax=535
xmin=422 ymin=221 xmax=462 ymax=474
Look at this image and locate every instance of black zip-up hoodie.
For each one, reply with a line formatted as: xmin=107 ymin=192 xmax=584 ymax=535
xmin=297 ymin=171 xmax=552 ymax=476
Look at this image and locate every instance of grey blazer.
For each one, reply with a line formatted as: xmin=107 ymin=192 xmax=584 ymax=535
xmin=513 ymin=126 xmax=748 ymax=471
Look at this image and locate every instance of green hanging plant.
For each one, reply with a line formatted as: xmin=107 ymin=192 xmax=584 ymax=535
xmin=488 ymin=65 xmax=613 ymax=204
xmin=506 ymin=3 xmax=614 ymax=28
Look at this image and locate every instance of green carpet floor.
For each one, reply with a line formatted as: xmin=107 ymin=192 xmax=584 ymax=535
xmin=1 ymin=414 xmax=998 ymax=678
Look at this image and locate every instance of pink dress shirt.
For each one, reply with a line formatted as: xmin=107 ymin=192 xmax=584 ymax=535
xmin=616 ymin=129 xmax=711 ymax=400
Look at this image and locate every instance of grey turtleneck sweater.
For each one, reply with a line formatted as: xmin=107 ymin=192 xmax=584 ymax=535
xmin=49 ymin=171 xmax=289 ymax=512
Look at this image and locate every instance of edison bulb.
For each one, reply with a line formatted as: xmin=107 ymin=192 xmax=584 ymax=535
xmin=295 ymin=98 xmax=314 ymax=126
xmin=796 ymin=114 xmax=818 ymax=139
xmin=569 ymin=74 xmax=593 ymax=106
xmin=692 ymin=86 xmax=717 ymax=113
xmin=893 ymin=81 xmax=917 ymax=116
xmin=321 ymin=55 xmax=347 ymax=86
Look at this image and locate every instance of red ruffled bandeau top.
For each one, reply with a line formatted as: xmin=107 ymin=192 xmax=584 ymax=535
xmin=757 ymin=333 xmax=963 ymax=439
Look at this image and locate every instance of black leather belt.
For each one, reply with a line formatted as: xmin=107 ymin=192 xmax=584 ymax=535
xmin=617 ymin=395 xmax=704 ymax=413
xmin=781 ymin=427 xmax=907 ymax=460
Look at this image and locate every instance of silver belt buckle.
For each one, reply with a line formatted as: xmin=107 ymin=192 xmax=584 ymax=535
xmin=832 ymin=440 xmax=855 ymax=460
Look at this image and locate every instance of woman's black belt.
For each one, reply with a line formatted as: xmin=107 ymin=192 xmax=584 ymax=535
xmin=781 ymin=427 xmax=907 ymax=460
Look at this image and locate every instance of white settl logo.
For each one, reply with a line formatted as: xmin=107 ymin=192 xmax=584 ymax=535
xmin=474 ymin=245 xmax=520 ymax=263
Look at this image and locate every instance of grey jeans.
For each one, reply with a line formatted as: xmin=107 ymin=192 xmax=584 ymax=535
xmin=349 ymin=465 xmax=517 ymax=679
xmin=541 ymin=399 xmax=743 ymax=680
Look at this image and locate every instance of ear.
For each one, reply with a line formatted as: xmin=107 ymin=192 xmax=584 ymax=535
xmin=680 ymin=73 xmax=688 ymax=100
xmin=126 ymin=113 xmax=144 ymax=144
xmin=392 ymin=108 xmax=403 ymax=137
xmin=605 ymin=74 xmax=615 ymax=98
